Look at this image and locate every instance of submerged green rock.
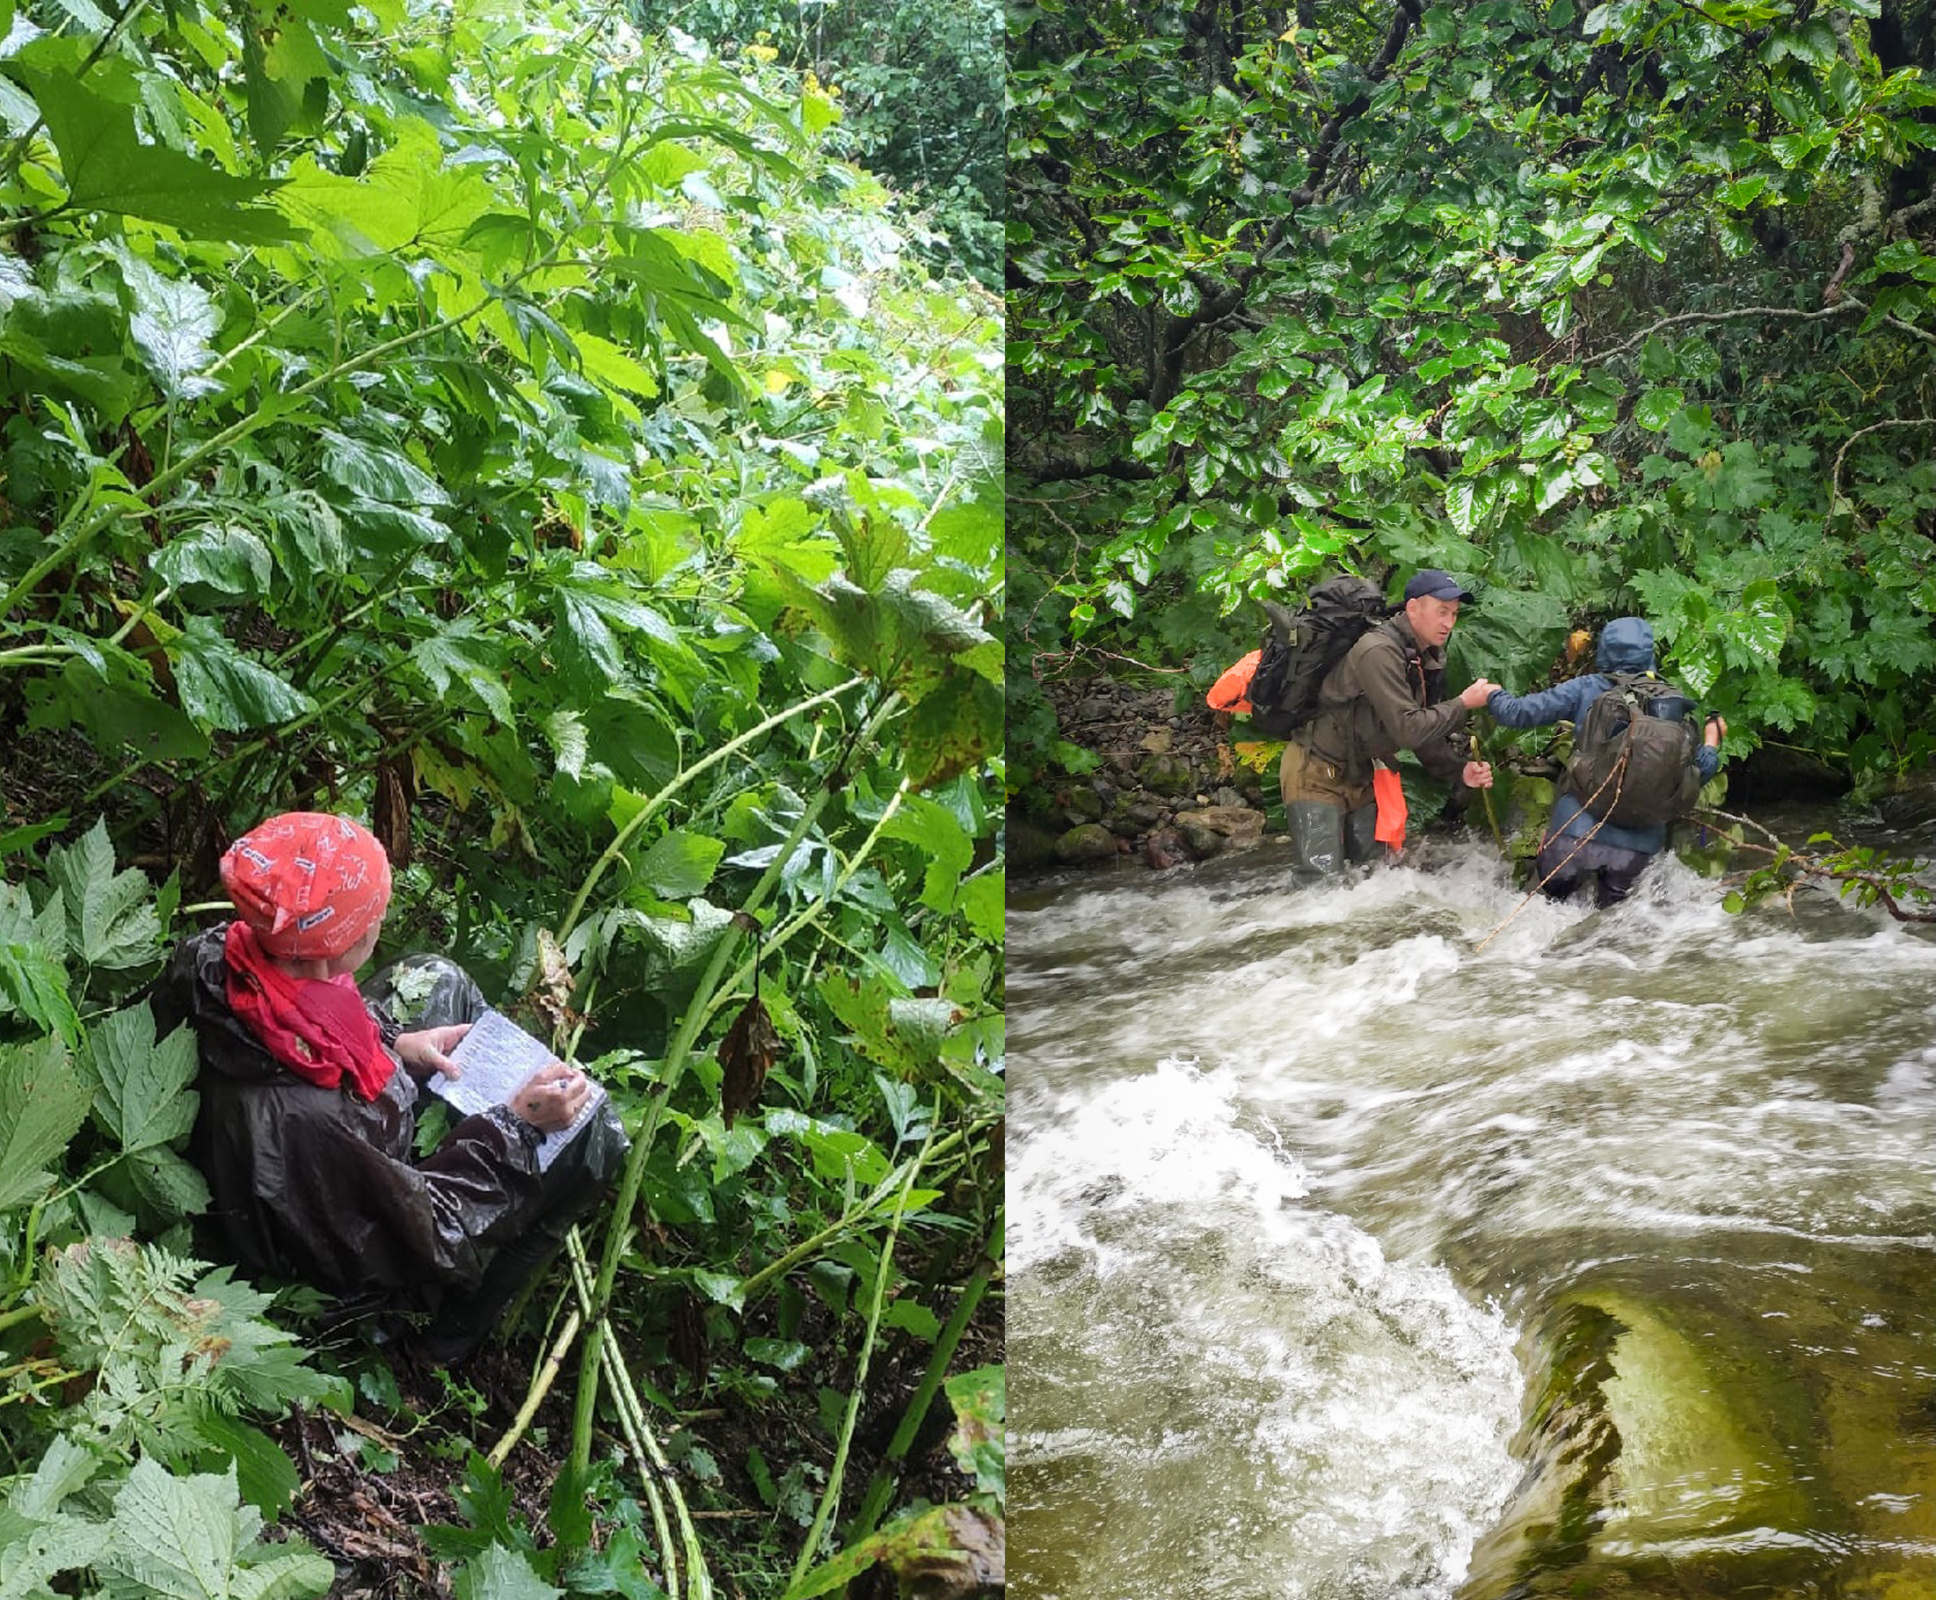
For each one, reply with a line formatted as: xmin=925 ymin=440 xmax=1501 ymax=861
xmin=1463 ymin=1288 xmax=1814 ymax=1598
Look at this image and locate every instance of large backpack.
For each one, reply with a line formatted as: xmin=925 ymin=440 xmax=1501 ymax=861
xmin=1239 ymin=575 xmax=1393 ymax=738
xmin=1563 ymin=673 xmax=1702 ymax=828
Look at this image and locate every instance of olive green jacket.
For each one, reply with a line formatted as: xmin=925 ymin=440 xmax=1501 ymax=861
xmin=1294 ymin=614 xmax=1470 ymax=789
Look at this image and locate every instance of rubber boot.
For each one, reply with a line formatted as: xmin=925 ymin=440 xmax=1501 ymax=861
xmin=1287 ymin=802 xmax=1346 ymax=875
xmin=1343 ymin=801 xmax=1382 ymax=865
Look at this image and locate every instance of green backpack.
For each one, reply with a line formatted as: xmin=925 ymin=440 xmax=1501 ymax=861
xmin=1563 ymin=673 xmax=1702 ymax=828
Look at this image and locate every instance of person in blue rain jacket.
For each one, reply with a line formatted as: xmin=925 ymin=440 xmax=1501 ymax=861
xmin=1486 ymin=617 xmax=1725 ymax=907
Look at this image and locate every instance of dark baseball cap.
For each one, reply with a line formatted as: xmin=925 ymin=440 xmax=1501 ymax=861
xmin=1403 ymin=568 xmax=1476 ymax=603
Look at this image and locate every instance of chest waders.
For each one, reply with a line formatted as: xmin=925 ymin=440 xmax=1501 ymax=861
xmin=1282 ymin=648 xmax=1425 ymax=875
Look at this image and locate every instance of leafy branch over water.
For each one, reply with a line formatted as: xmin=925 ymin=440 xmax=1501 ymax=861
xmin=1698 ymin=808 xmax=1936 ymax=924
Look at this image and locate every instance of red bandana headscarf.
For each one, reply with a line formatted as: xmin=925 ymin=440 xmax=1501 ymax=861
xmin=218 ymin=814 xmax=396 ymax=1100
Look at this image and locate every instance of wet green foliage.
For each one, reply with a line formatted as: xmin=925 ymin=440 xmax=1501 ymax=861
xmin=0 ymin=0 xmax=1002 ymax=1592
xmin=631 ymin=0 xmax=1004 ymax=286
xmin=1009 ymin=0 xmax=1936 ymax=796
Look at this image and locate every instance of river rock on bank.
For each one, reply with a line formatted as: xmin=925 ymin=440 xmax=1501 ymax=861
xmin=1174 ymin=806 xmax=1266 ymax=857
xmin=1017 ymin=675 xmax=1271 ymax=874
xmin=1054 ymin=823 xmax=1122 ymax=863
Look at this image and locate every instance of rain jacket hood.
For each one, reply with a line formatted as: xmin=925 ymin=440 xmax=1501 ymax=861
xmin=1486 ymin=622 xmax=1719 ymax=855
xmin=1595 ymin=617 xmax=1656 ymax=674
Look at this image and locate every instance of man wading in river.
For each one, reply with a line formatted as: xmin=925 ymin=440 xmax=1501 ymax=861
xmin=1281 ymin=569 xmax=1499 ymax=874
xmin=1486 ymin=616 xmax=1725 ymax=906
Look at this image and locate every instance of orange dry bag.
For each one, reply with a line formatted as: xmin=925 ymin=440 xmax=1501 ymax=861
xmin=1207 ymin=650 xmax=1261 ymax=714
xmin=1372 ymin=767 xmax=1407 ymax=849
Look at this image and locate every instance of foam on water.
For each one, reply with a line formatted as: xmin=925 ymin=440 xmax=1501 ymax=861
xmin=1013 ymin=837 xmax=1936 ymax=1598
xmin=1011 ymin=1054 xmax=1524 ymax=1599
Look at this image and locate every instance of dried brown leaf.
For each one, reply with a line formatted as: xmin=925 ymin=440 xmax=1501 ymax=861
xmin=531 ymin=927 xmax=576 ymax=1036
xmin=719 ymin=994 xmax=780 ymax=1129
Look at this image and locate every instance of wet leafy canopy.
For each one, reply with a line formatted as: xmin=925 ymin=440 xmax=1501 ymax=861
xmin=1010 ymin=0 xmax=1936 ymax=786
xmin=0 ymin=0 xmax=1002 ymax=1590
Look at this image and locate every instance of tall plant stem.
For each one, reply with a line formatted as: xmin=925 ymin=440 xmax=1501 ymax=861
xmin=0 ymin=1304 xmax=45 ymax=1338
xmin=567 ymin=690 xmax=902 ymax=1489
xmin=733 ymin=1128 xmax=968 ymax=1308
xmin=784 ymin=1124 xmax=932 ymax=1597
xmin=562 ymin=1233 xmax=709 ymax=1600
xmin=694 ymin=777 xmax=911 ymax=1030
xmin=556 ymin=674 xmax=865 ymax=942
xmin=485 ymin=1307 xmax=582 ymax=1469
xmin=846 ymin=1209 xmax=1003 ymax=1543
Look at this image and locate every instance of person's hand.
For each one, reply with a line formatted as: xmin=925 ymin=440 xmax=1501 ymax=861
xmin=396 ymin=1023 xmax=470 ymax=1080
xmin=1460 ymin=678 xmax=1501 ymax=710
xmin=1462 ymin=759 xmax=1494 ymax=789
xmin=510 ymin=1059 xmax=590 ymax=1133
xmin=1704 ymin=714 xmax=1727 ymax=747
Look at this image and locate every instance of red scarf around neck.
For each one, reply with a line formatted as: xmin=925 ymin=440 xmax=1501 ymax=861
xmin=223 ymin=921 xmax=396 ymax=1101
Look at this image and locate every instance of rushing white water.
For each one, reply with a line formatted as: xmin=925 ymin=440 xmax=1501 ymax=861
xmin=1009 ymin=824 xmax=1936 ymax=1599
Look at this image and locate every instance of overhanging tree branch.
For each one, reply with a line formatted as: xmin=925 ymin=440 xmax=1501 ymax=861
xmin=1148 ymin=0 xmax=1422 ymax=410
xmin=1578 ymin=301 xmax=1863 ymax=365
xmin=1826 ymin=416 xmax=1936 ymax=532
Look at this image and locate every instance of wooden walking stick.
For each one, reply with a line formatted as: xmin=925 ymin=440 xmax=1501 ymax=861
xmin=1471 ymin=732 xmax=1505 ymax=851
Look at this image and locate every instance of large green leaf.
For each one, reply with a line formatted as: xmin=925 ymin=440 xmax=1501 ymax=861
xmin=0 ymin=944 xmax=80 ymax=1044
xmin=414 ymin=622 xmax=514 ymax=724
xmin=98 ymin=1460 xmax=333 ymax=1600
xmin=8 ymin=1437 xmax=101 ymax=1522
xmin=944 ymin=1365 xmax=1005 ymax=1502
xmin=192 ymin=1414 xmax=300 ymax=1522
xmin=51 ymin=659 xmax=211 ymax=765
xmin=738 ymin=498 xmax=839 ymax=583
xmin=0 ymin=1506 xmax=110 ymax=1598
xmin=152 ymin=525 xmax=275 ymax=600
xmin=634 ymin=829 xmax=725 ymax=899
xmin=90 ymin=1003 xmax=199 ymax=1155
xmin=275 ymin=122 xmax=491 ymax=258
xmin=902 ymin=669 xmax=1002 ymax=792
xmin=553 ymin=589 xmax=624 ymax=691
xmin=241 ymin=9 xmax=333 ymax=155
xmin=173 ymin=618 xmax=317 ymax=731
xmin=115 ymin=1146 xmax=212 ymax=1226
xmin=47 ymin=819 xmax=160 ymax=971
xmin=0 ymin=292 xmax=141 ymax=420
xmin=883 ymin=795 xmax=973 ymax=911
xmin=320 ymin=429 xmax=450 ymax=506
xmin=8 ymin=67 xmax=294 ymax=241
xmin=783 ymin=1504 xmax=1002 ymax=1600
xmin=957 ymin=872 xmax=1002 ymax=943
xmin=0 ymin=1035 xmax=89 ymax=1211
xmin=118 ymin=251 xmax=222 ymax=402
xmin=453 ymin=1544 xmax=562 ymax=1600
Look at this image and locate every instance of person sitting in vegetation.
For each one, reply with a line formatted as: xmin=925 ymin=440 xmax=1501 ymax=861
xmin=1486 ymin=617 xmax=1726 ymax=907
xmin=152 ymin=811 xmax=629 ymax=1362
xmin=1281 ymin=569 xmax=1499 ymax=874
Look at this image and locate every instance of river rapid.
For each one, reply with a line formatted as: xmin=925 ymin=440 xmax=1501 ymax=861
xmin=1009 ymin=814 xmax=1936 ymax=1599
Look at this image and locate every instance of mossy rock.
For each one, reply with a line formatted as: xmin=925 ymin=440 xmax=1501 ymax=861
xmin=1054 ymin=823 xmax=1120 ymax=864
xmin=1138 ymin=753 xmax=1195 ymax=797
xmin=1063 ymin=785 xmax=1104 ymax=824
xmin=1175 ymin=818 xmax=1223 ymax=858
xmin=1008 ymin=814 xmax=1061 ymax=873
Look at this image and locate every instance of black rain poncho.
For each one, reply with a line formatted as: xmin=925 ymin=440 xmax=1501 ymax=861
xmin=153 ymin=926 xmax=627 ymax=1324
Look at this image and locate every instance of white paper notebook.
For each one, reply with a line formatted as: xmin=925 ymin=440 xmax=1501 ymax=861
xmin=430 ymin=1008 xmax=605 ymax=1173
